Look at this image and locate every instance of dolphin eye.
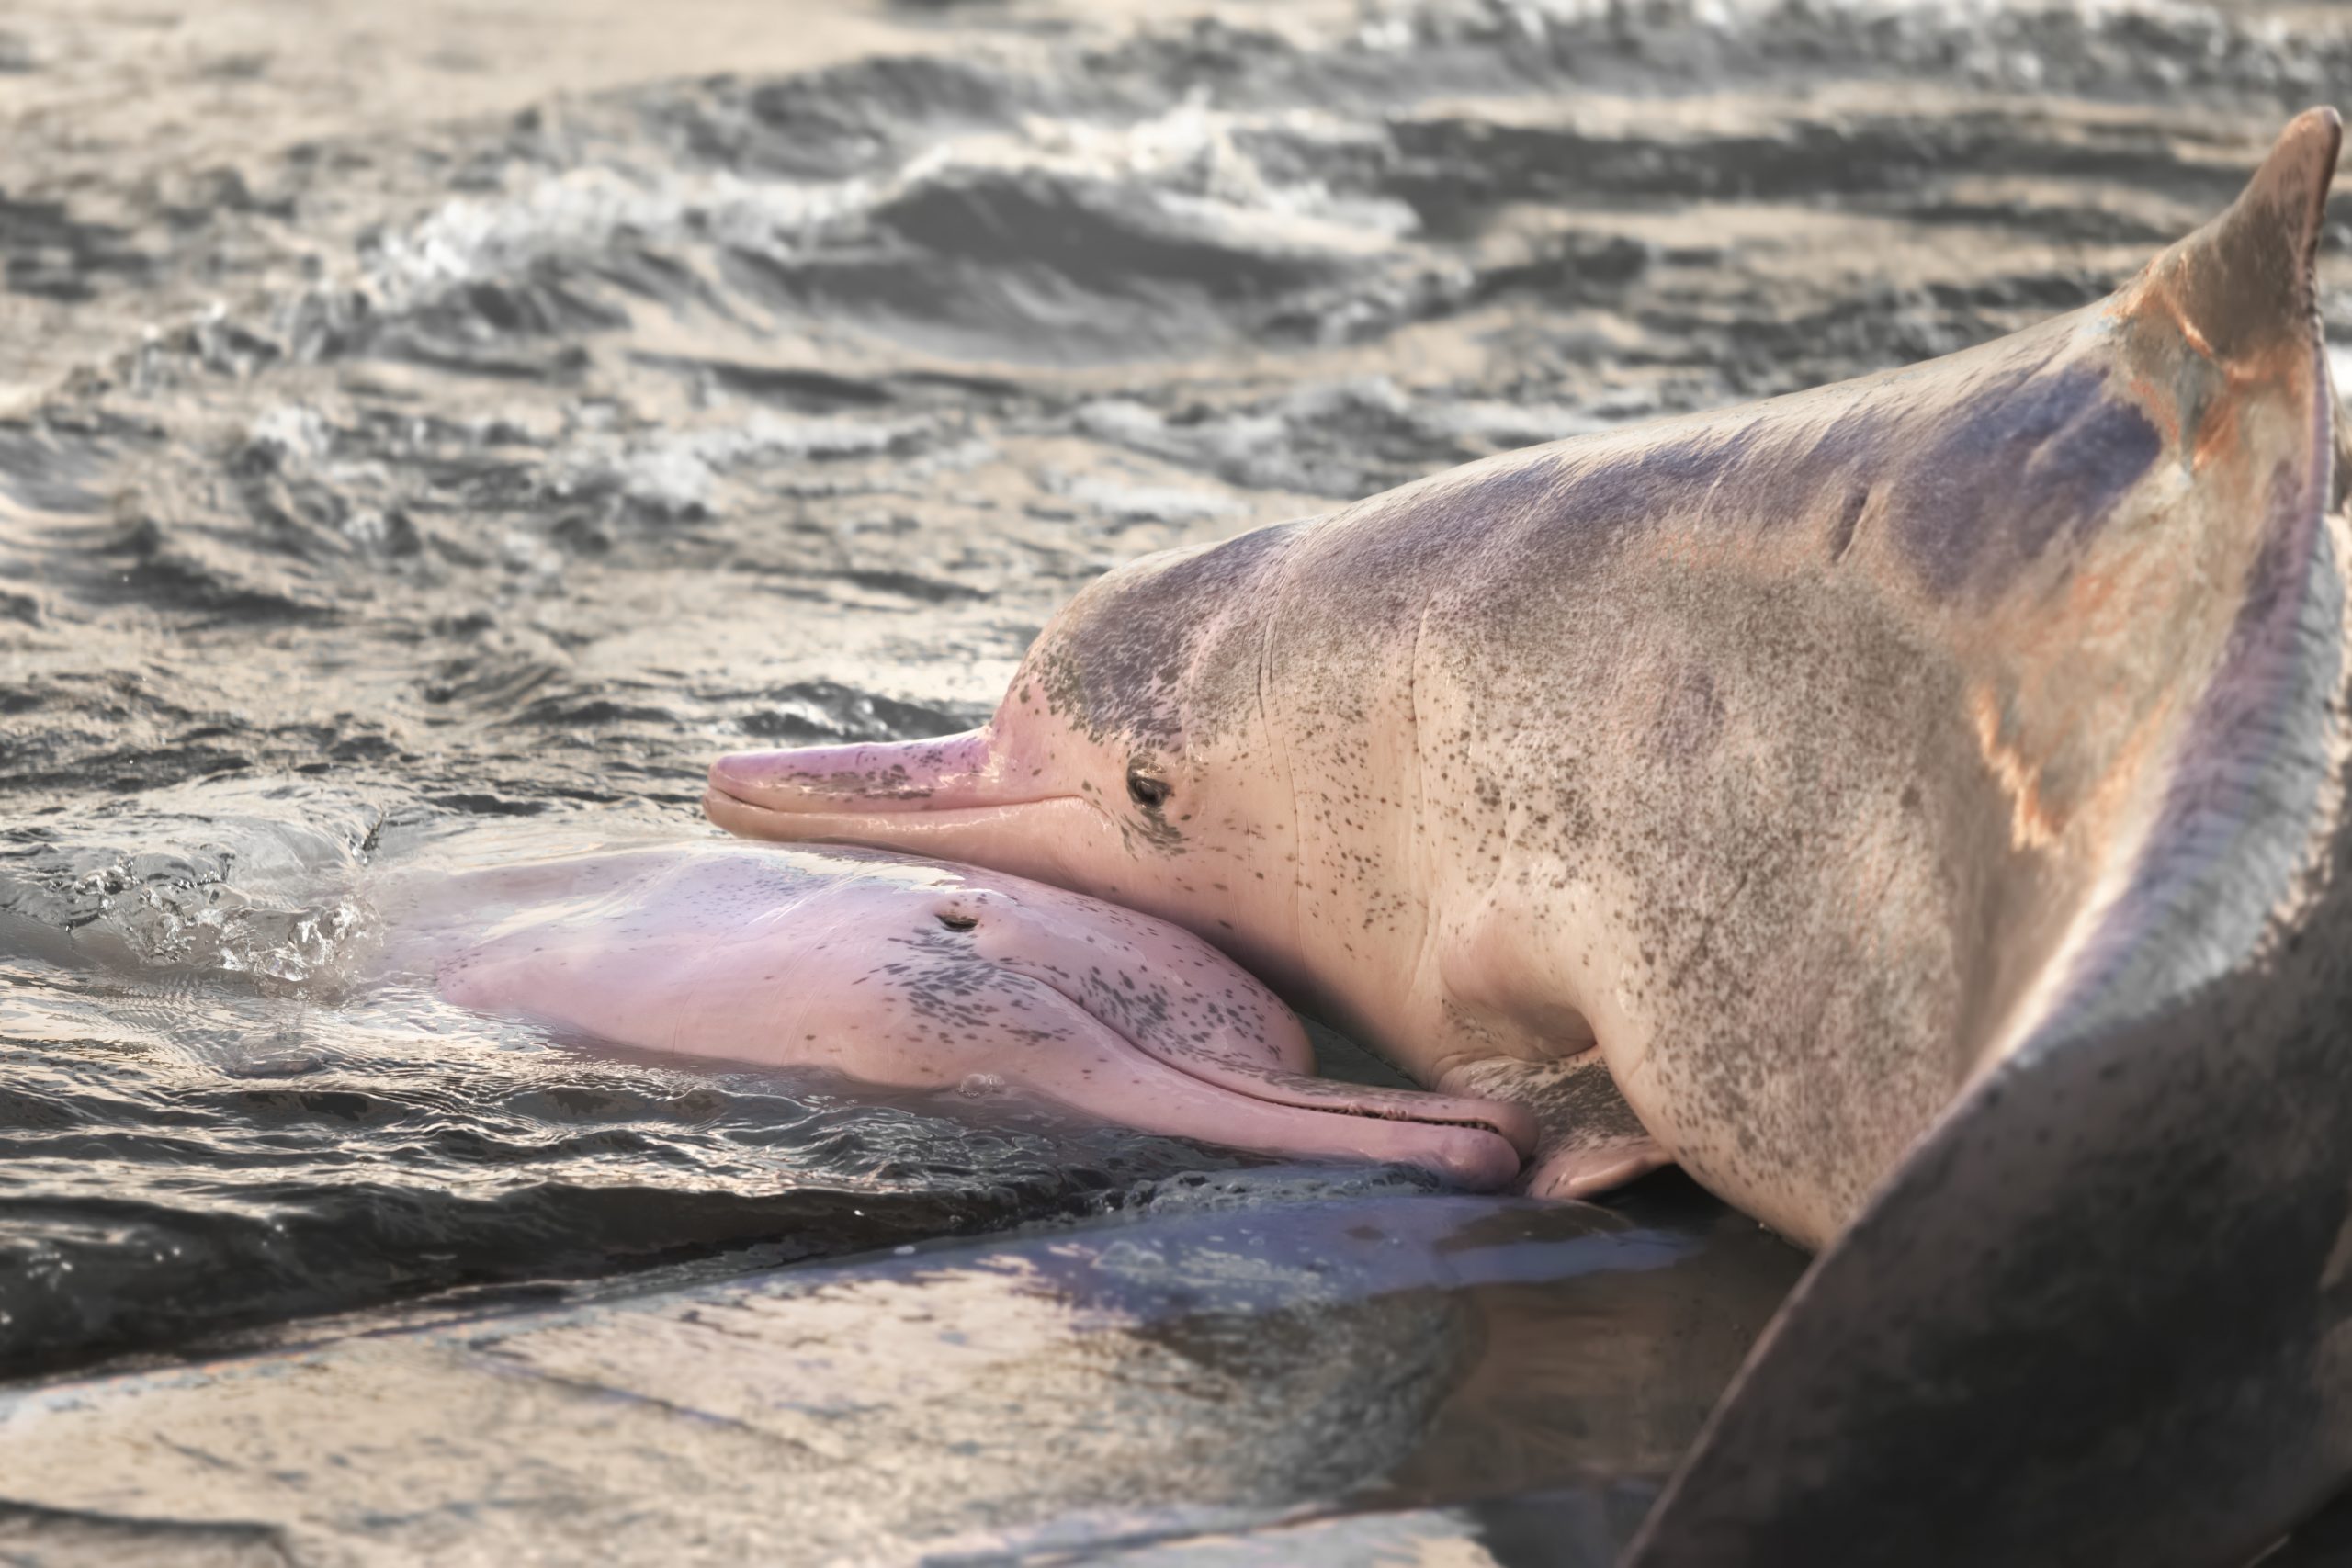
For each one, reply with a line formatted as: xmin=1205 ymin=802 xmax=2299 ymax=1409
xmin=1126 ymin=767 xmax=1171 ymax=810
xmin=937 ymin=912 xmax=978 ymax=932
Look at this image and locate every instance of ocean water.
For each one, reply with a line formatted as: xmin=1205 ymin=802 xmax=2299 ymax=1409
xmin=3 ymin=0 xmax=2348 ymax=1556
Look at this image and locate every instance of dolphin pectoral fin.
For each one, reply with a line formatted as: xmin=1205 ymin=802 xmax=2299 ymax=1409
xmin=1437 ymin=1049 xmax=1676 ymax=1201
xmin=1524 ymin=1133 xmax=1675 ymax=1201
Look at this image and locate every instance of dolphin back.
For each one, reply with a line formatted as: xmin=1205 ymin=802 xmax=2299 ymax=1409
xmin=1627 ymin=109 xmax=2352 ymax=1567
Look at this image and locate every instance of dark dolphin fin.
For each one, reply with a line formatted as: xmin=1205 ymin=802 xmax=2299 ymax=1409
xmin=1626 ymin=108 xmax=2352 ymax=1568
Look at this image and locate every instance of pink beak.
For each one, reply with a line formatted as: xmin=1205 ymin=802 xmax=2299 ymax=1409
xmin=707 ymin=729 xmax=1002 ymax=813
xmin=705 ymin=730 xmax=1129 ymax=895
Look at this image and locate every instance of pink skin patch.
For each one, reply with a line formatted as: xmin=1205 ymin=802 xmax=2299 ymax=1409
xmin=375 ymin=841 xmax=1531 ymax=1190
xmin=706 ymin=738 xmax=1662 ymax=1206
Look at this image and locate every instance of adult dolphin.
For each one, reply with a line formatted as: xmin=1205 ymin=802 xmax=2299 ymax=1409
xmin=711 ymin=110 xmax=2352 ymax=1562
xmin=372 ymin=842 xmax=1529 ymax=1188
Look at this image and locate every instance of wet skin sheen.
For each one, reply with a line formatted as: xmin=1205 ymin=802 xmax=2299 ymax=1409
xmin=370 ymin=841 xmax=1531 ymax=1187
xmin=707 ymin=115 xmax=2345 ymax=1255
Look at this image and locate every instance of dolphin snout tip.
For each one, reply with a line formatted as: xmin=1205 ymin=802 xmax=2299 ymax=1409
xmin=1428 ymin=1125 xmax=1528 ymax=1192
xmin=707 ymin=750 xmax=775 ymax=800
xmin=701 ymin=780 xmax=777 ymax=840
xmin=705 ymin=752 xmax=836 ymax=839
xmin=1484 ymin=1100 xmax=1543 ymax=1158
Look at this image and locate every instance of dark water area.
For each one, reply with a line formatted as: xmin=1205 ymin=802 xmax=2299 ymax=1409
xmin=5 ymin=0 xmax=2352 ymax=1553
xmin=0 ymin=1179 xmax=1801 ymax=1565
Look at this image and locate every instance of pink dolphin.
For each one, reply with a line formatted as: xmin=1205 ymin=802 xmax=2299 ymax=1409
xmin=371 ymin=841 xmax=1531 ymax=1188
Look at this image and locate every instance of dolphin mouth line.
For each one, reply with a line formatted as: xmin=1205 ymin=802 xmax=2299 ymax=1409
xmin=701 ymin=783 xmax=1087 ymax=833
xmin=1297 ymin=1101 xmax=1523 ymax=1142
xmin=1007 ymin=964 xmax=1527 ymax=1150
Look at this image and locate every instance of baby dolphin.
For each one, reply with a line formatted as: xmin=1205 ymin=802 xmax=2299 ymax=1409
xmin=711 ymin=111 xmax=2352 ymax=1565
xmin=370 ymin=841 xmax=1530 ymax=1188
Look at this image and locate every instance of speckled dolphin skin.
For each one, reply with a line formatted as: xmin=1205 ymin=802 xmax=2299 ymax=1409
xmin=371 ymin=842 xmax=1530 ymax=1188
xmin=712 ymin=109 xmax=2352 ymax=1562
xmin=1621 ymin=111 xmax=2352 ymax=1568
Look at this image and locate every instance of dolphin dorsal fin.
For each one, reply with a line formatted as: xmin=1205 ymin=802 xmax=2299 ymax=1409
xmin=2123 ymin=107 xmax=2339 ymax=367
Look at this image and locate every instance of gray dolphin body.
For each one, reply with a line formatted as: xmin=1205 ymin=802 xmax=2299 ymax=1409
xmin=709 ymin=112 xmax=2352 ymax=1562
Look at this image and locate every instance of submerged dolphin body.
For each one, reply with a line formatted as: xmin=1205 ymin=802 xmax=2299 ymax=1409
xmin=709 ymin=111 xmax=2352 ymax=1562
xmin=371 ymin=842 xmax=1530 ymax=1188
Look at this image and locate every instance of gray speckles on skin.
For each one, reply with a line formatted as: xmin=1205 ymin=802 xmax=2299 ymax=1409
xmin=1442 ymin=1052 xmax=1652 ymax=1167
xmin=971 ymin=241 xmax=2291 ymax=1247
xmin=1030 ymin=521 xmax=1305 ymax=755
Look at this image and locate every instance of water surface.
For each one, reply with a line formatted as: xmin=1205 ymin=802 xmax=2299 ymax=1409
xmin=4 ymin=0 xmax=2350 ymax=1554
